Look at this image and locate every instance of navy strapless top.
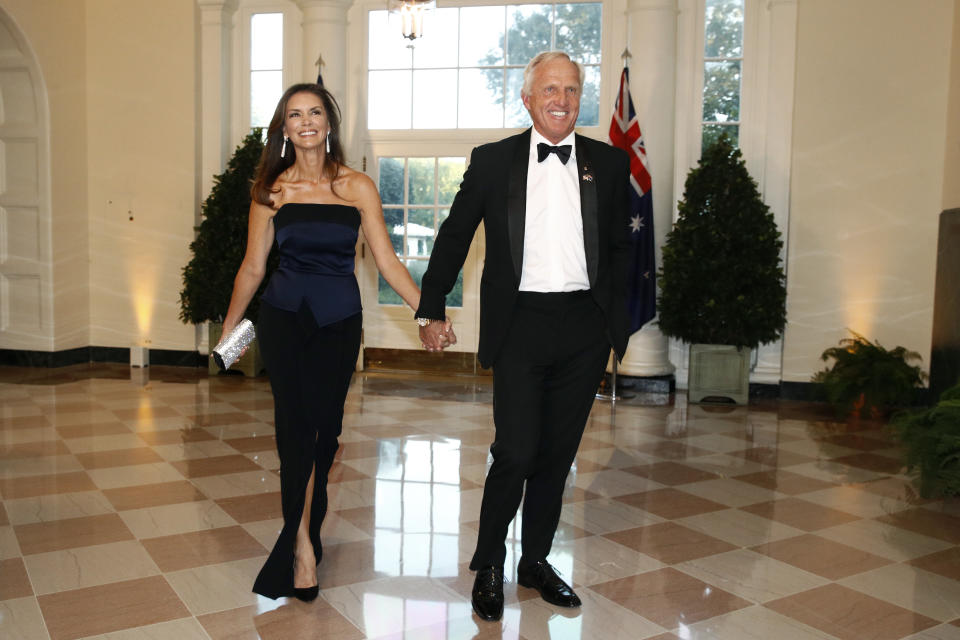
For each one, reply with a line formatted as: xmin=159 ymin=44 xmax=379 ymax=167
xmin=260 ymin=203 xmax=362 ymax=328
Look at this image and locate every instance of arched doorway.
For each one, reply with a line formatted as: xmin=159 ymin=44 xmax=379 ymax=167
xmin=0 ymin=8 xmax=51 ymax=351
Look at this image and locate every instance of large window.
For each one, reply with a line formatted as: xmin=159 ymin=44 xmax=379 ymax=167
xmin=250 ymin=12 xmax=284 ymax=133
xmin=377 ymin=156 xmax=466 ymax=306
xmin=701 ymin=0 xmax=743 ymax=148
xmin=367 ymin=3 xmax=602 ymax=129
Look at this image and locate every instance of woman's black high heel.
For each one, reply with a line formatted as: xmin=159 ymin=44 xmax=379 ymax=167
xmin=292 ymin=585 xmax=319 ymax=602
xmin=292 ymin=554 xmax=319 ymax=602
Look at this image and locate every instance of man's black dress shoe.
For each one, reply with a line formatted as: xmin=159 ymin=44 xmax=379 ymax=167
xmin=471 ymin=565 xmax=504 ymax=621
xmin=517 ymin=560 xmax=581 ymax=608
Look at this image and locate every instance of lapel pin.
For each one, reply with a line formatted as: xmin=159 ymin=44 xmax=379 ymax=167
xmin=582 ymin=173 xmax=594 ymax=182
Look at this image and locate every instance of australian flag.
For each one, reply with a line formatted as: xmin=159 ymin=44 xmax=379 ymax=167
xmin=609 ymin=67 xmax=656 ymax=335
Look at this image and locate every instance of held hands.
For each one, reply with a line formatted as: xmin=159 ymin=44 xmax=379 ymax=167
xmin=420 ymin=317 xmax=457 ymax=352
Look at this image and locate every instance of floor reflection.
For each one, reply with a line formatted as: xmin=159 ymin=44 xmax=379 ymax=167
xmin=0 ymin=363 xmax=957 ymax=640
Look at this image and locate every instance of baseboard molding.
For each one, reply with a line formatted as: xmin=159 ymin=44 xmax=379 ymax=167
xmin=0 ymin=347 xmax=206 ymax=368
xmin=363 ymin=348 xmax=492 ymax=376
xmin=614 ymin=374 xmax=675 ymax=394
xmin=778 ymin=381 xmax=827 ymax=402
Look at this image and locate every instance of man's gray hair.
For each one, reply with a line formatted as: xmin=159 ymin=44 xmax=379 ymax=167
xmin=521 ymin=51 xmax=585 ymax=97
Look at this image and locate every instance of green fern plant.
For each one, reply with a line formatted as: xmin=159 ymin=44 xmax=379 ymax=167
xmin=812 ymin=331 xmax=926 ymax=417
xmin=889 ymin=382 xmax=960 ymax=498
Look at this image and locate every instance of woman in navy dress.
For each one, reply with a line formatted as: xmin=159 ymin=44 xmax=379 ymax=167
xmin=220 ymin=83 xmax=454 ymax=601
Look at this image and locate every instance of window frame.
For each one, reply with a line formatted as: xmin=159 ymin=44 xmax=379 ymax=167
xmin=233 ymin=0 xmax=303 ymax=144
xmin=700 ymin=0 xmax=744 ymax=148
xmin=672 ymin=0 xmax=798 ymax=385
xmin=357 ymin=0 xmax=616 ymax=148
xmin=375 ymin=155 xmax=468 ymax=308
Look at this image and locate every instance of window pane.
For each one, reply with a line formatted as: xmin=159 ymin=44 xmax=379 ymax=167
xmin=702 ymin=123 xmax=739 ymax=150
xmin=378 ymin=273 xmax=401 ymax=304
xmin=412 ymin=8 xmax=459 ymax=69
xmin=405 ymin=259 xmax=428 ymax=288
xmin=251 ymin=13 xmax=283 ymax=71
xmin=383 ymin=207 xmax=404 ymax=255
xmin=506 ymin=4 xmax=552 ymax=66
xmin=459 ymin=6 xmax=505 ymax=67
xmin=437 ymin=158 xmax=465 ymax=205
xmin=459 ymin=69 xmax=503 ymax=127
xmin=377 ymin=253 xmax=462 ymax=305
xmin=408 ymin=158 xmax=435 ymax=205
xmin=369 ymin=10 xmax=413 ymax=70
xmin=408 ymin=209 xmax=436 ymax=256
xmin=576 ymin=65 xmax=600 ymax=127
xmin=705 ymin=0 xmax=744 ymax=58
xmin=413 ymin=70 xmax=457 ymax=128
xmin=250 ymin=70 xmax=282 ymax=128
xmin=504 ymin=68 xmax=531 ymax=128
xmin=556 ymin=3 xmax=602 ymax=65
xmin=378 ymin=157 xmax=405 ymax=204
xmin=703 ymin=60 xmax=741 ymax=122
xmin=369 ymin=70 xmax=412 ymax=129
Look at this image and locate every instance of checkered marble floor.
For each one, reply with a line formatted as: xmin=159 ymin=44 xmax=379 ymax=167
xmin=1 ymin=363 xmax=959 ymax=640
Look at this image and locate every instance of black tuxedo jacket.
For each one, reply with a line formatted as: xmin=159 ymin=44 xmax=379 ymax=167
xmin=416 ymin=129 xmax=632 ymax=368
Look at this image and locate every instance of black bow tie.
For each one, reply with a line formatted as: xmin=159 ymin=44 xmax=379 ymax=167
xmin=537 ymin=142 xmax=572 ymax=165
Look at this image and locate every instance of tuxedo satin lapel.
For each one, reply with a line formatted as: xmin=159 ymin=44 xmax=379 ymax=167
xmin=576 ymin=135 xmax=599 ymax=285
xmin=507 ymin=129 xmax=531 ymax=283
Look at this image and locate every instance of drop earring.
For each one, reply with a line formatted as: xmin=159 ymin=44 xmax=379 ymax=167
xmin=325 ymin=132 xmax=331 ymax=154
xmin=281 ymin=135 xmax=288 ymax=158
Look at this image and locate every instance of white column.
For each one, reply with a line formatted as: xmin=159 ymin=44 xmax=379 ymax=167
xmin=750 ymin=0 xmax=797 ymax=384
xmin=196 ymin=0 xmax=237 ymax=354
xmin=197 ymin=0 xmax=237 ymax=203
xmin=297 ymin=0 xmax=352 ymax=100
xmin=617 ymin=0 xmax=678 ymax=377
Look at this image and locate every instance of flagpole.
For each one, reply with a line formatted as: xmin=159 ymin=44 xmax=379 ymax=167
xmin=596 ymin=47 xmax=639 ymax=403
xmin=596 ymin=355 xmax=634 ymax=402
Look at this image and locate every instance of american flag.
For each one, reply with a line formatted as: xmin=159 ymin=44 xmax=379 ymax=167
xmin=609 ymin=67 xmax=656 ymax=335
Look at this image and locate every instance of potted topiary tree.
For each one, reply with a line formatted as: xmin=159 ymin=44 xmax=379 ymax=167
xmin=179 ymin=130 xmax=275 ymax=375
xmin=658 ymin=134 xmax=787 ymax=403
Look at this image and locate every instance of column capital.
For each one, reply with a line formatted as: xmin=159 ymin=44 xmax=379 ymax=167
xmin=196 ymin=0 xmax=238 ymax=11
xmin=295 ymin=0 xmax=354 ymax=12
xmin=196 ymin=0 xmax=238 ymax=24
xmin=626 ymin=0 xmax=677 ymax=13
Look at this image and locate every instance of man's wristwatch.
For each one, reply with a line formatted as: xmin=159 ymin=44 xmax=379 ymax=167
xmin=416 ymin=317 xmax=432 ymax=327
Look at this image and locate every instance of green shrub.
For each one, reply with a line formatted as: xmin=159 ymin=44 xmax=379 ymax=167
xmin=658 ymin=134 xmax=786 ymax=348
xmin=180 ymin=130 xmax=276 ymax=324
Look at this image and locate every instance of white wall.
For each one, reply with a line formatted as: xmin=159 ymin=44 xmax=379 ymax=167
xmin=782 ymin=0 xmax=955 ymax=381
xmin=85 ymin=0 xmax=198 ymax=351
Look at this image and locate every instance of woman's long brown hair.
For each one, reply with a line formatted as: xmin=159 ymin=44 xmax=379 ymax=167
xmin=251 ymin=83 xmax=345 ymax=207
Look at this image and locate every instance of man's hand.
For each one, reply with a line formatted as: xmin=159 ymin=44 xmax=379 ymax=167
xmin=420 ymin=317 xmax=457 ymax=351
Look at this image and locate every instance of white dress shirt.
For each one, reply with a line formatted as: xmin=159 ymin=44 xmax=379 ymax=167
xmin=519 ymin=129 xmax=590 ymax=292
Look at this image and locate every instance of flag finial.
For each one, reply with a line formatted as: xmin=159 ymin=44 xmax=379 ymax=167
xmin=315 ymin=54 xmax=325 ymax=86
xmin=621 ymin=48 xmax=632 ymax=68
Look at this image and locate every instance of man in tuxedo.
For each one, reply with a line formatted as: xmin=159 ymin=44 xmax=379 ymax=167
xmin=416 ymin=51 xmax=631 ymax=621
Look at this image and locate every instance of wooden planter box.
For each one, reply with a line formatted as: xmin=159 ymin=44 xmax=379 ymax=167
xmin=208 ymin=322 xmax=265 ymax=377
xmin=688 ymin=344 xmax=750 ymax=405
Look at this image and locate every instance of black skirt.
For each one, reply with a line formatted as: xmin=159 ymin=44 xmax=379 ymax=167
xmin=252 ymin=301 xmax=361 ymax=599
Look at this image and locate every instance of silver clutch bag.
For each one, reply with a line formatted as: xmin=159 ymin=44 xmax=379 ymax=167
xmin=212 ymin=319 xmax=256 ymax=370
